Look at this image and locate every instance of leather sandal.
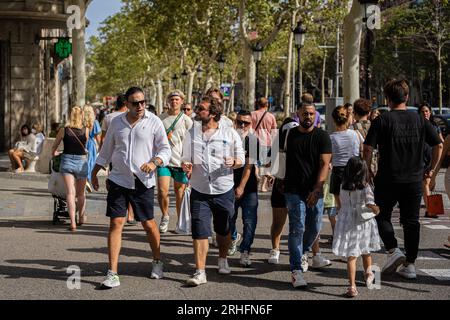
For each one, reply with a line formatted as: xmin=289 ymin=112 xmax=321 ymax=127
xmin=345 ymin=286 xmax=358 ymax=298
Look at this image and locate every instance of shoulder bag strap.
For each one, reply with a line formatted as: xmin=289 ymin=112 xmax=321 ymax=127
xmin=255 ymin=111 xmax=268 ymax=131
xmin=67 ymin=127 xmax=87 ymax=154
xmin=166 ymin=111 xmax=184 ymax=136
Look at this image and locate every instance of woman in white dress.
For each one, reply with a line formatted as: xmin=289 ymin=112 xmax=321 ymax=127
xmin=332 ymin=156 xmax=381 ymax=297
xmin=430 ymin=135 xmax=450 ymax=248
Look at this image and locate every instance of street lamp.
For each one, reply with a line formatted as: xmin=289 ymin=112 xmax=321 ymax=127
xmin=359 ymin=0 xmax=379 ymax=99
xmin=252 ymin=42 xmax=263 ymax=101
xmin=181 ymin=69 xmax=188 ymax=93
xmin=172 ymin=73 xmax=178 ymax=89
xmin=293 ymin=20 xmax=306 ymax=105
xmin=217 ymin=53 xmax=226 ymax=86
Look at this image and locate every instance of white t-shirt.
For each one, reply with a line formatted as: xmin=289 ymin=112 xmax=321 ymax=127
xmin=219 ymin=115 xmax=234 ymax=128
xmin=102 ymin=110 xmax=127 ymax=132
xmin=330 ymin=129 xmax=360 ymax=167
xmin=159 ymin=112 xmax=193 ymax=167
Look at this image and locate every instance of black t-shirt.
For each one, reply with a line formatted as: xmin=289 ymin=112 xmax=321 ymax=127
xmin=364 ymin=110 xmax=441 ymax=184
xmin=284 ymin=127 xmax=332 ymax=196
xmin=234 ymin=134 xmax=259 ymax=194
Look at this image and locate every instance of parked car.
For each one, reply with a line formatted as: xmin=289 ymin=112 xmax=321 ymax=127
xmin=432 ymin=107 xmax=450 ymax=115
xmin=377 ymin=106 xmax=418 ymax=114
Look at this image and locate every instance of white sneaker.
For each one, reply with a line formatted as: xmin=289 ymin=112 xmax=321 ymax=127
xmin=150 ymin=260 xmax=164 ymax=279
xmin=186 ymin=271 xmax=207 ymax=287
xmin=268 ymin=249 xmax=280 ymax=264
xmin=159 ymin=215 xmax=169 ymax=233
xmin=227 ymin=233 xmax=241 ymax=256
xmin=311 ymin=254 xmax=332 ymax=269
xmin=218 ymin=258 xmax=231 ymax=274
xmin=291 ymin=270 xmax=307 ymax=288
xmin=101 ymin=270 xmax=120 ymax=288
xmin=397 ymin=263 xmax=417 ymax=279
xmin=382 ymin=248 xmax=406 ymax=274
xmin=301 ymin=254 xmax=309 ymax=272
xmin=239 ymin=251 xmax=252 ymax=267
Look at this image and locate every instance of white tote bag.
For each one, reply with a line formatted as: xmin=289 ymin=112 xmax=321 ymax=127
xmin=176 ymin=186 xmax=191 ymax=234
xmin=270 ymin=128 xmax=293 ymax=179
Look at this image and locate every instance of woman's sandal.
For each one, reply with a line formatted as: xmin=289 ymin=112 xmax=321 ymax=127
xmin=77 ymin=213 xmax=87 ymax=226
xmin=345 ymin=286 xmax=358 ymax=298
xmin=68 ymin=226 xmax=77 ymax=232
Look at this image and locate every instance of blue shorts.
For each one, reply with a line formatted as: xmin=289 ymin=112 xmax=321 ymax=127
xmin=324 ymin=207 xmax=337 ymax=217
xmin=157 ymin=166 xmax=189 ymax=184
xmin=190 ymin=188 xmax=235 ymax=240
xmin=106 ymin=177 xmax=155 ymax=222
xmin=60 ymin=154 xmax=88 ymax=180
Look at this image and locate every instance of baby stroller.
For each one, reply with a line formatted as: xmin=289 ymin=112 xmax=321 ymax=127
xmin=48 ymin=155 xmax=70 ymax=225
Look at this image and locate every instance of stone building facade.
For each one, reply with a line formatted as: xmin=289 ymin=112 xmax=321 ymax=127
xmin=0 ymin=0 xmax=88 ymax=151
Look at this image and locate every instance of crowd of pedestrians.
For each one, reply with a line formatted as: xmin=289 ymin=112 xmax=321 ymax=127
xmin=40 ymin=78 xmax=449 ymax=297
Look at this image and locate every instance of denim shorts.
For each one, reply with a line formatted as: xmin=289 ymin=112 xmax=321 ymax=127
xmin=60 ymin=154 xmax=88 ymax=180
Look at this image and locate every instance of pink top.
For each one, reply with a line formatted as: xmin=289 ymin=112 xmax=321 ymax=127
xmin=251 ymin=109 xmax=277 ymax=147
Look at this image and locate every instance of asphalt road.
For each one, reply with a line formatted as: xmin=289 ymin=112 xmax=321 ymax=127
xmin=0 ymin=175 xmax=449 ymax=301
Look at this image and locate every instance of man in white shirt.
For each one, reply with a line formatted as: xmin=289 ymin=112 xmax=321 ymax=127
xmin=91 ymin=87 xmax=171 ymax=289
xmin=157 ymin=90 xmax=193 ymax=233
xmin=181 ymin=96 xmax=245 ymax=286
xmin=100 ymin=93 xmax=136 ymax=224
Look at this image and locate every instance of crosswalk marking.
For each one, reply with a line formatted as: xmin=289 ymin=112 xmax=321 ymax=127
xmin=416 ymin=251 xmax=446 ymax=261
xmin=424 ymin=225 xmax=450 ymax=230
xmin=419 ymin=269 xmax=450 ymax=281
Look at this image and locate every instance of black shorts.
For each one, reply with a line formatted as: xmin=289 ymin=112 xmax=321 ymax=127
xmin=271 ymin=179 xmax=286 ymax=208
xmin=190 ymin=188 xmax=235 ymax=240
xmin=106 ymin=177 xmax=155 ymax=222
xmin=330 ymin=166 xmax=345 ymax=195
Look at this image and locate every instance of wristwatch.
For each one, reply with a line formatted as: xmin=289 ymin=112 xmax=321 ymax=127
xmin=150 ymin=158 xmax=162 ymax=168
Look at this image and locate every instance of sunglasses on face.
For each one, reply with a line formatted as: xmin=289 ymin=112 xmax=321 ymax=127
xmin=183 ymin=108 xmax=192 ymax=112
xmin=236 ymin=120 xmax=251 ymax=126
xmin=195 ymin=105 xmax=208 ymax=112
xmin=129 ymin=100 xmax=147 ymax=107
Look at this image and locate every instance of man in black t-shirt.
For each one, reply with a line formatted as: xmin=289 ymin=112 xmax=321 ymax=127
xmin=284 ymin=102 xmax=332 ymax=288
xmin=364 ymin=79 xmax=442 ymax=280
xmin=229 ymin=110 xmax=260 ymax=267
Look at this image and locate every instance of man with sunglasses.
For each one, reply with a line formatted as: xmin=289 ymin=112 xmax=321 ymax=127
xmin=228 ymin=110 xmax=260 ymax=267
xmin=92 ymin=86 xmax=171 ymax=289
xmin=182 ymin=103 xmax=194 ymax=118
xmin=157 ymin=90 xmax=193 ymax=233
xmin=181 ymin=96 xmax=245 ymax=286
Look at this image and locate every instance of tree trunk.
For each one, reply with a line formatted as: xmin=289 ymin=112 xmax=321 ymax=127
xmin=321 ymin=51 xmax=327 ymax=103
xmin=149 ymin=79 xmax=157 ymax=106
xmin=244 ymin=45 xmax=256 ymax=110
xmin=265 ymin=72 xmax=269 ymax=98
xmin=343 ymin=1 xmax=363 ymax=104
xmin=157 ymin=79 xmax=164 ymax=115
xmin=438 ymin=46 xmax=443 ymax=112
xmin=187 ymin=71 xmax=195 ymax=103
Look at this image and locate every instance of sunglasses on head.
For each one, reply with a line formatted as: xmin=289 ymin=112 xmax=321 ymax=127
xmin=129 ymin=100 xmax=147 ymax=107
xmin=236 ymin=120 xmax=251 ymax=126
